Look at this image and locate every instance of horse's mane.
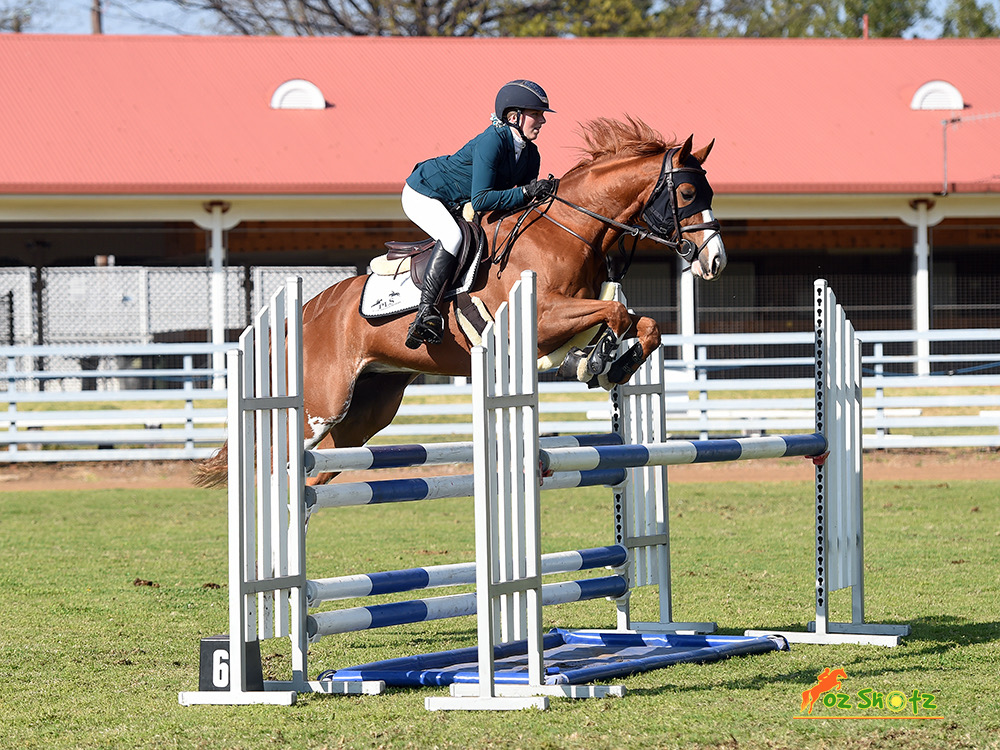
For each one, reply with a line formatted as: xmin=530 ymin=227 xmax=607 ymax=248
xmin=569 ymin=117 xmax=672 ymax=172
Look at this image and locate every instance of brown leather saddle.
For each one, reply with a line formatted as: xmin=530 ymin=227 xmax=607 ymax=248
xmin=384 ymin=220 xmax=486 ymax=291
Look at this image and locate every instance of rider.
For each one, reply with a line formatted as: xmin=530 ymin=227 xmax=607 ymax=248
xmin=402 ymin=79 xmax=557 ymax=349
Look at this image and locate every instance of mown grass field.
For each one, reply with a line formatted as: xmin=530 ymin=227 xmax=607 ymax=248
xmin=1 ymin=473 xmax=997 ymax=749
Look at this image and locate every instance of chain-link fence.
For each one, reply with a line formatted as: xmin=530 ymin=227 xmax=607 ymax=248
xmin=3 ymin=265 xmax=356 ymax=393
xmin=42 ymin=267 xmax=243 ymax=345
xmin=0 ymin=267 xmax=34 ymax=346
xmin=1 ymin=291 xmax=12 ymax=346
xmin=36 ymin=266 xmax=355 ymax=345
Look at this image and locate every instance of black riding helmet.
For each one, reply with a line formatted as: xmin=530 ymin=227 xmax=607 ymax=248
xmin=495 ymin=80 xmax=555 ymax=136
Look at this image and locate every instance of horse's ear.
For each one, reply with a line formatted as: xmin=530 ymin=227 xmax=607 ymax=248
xmin=692 ymin=139 xmax=715 ymax=165
xmin=676 ymin=135 xmax=694 ymax=164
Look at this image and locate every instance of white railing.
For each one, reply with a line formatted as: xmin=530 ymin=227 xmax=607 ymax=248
xmin=1 ymin=342 xmax=229 ymax=461
xmin=3 ymin=328 xmax=999 ymax=461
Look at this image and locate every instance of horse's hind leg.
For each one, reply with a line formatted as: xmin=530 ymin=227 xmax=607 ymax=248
xmin=308 ymin=371 xmax=417 ymax=485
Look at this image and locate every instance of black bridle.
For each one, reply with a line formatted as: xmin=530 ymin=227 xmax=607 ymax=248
xmin=497 ymin=146 xmax=723 ymax=281
xmin=640 ymin=147 xmax=722 ymax=262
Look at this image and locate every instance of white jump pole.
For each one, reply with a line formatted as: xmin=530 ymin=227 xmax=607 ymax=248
xmin=427 ymin=271 xmax=628 ymax=710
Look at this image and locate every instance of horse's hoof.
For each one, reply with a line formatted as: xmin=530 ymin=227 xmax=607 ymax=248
xmin=606 ymin=342 xmax=644 ymax=384
xmin=586 ymin=328 xmax=619 ymax=376
xmin=557 ymin=347 xmax=589 ymax=381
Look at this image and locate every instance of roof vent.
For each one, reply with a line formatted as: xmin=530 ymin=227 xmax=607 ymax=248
xmin=910 ymin=80 xmax=964 ymax=111
xmin=270 ymin=79 xmax=326 ymax=110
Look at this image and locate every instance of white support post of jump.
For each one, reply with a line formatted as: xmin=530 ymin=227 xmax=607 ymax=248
xmin=429 ymin=271 xmax=629 ymax=710
xmin=180 ymin=279 xmax=303 ymax=705
xmin=610 ymin=343 xmax=716 ymax=635
xmin=608 ymin=279 xmax=717 ymax=635
xmin=745 ymin=279 xmax=910 ymax=647
xmin=427 ymin=270 xmax=550 ymax=711
xmin=180 ymin=279 xmax=382 ymax=707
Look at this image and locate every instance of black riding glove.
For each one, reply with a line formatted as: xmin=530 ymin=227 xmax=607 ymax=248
xmin=523 ymin=177 xmax=557 ymax=201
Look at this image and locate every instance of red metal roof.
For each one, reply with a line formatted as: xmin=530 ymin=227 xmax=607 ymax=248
xmin=2 ymin=35 xmax=998 ymax=196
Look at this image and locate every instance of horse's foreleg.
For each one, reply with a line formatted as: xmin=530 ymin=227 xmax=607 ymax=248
xmin=535 ymin=295 xmax=633 ymax=354
xmin=601 ymin=313 xmax=661 ymax=385
xmin=630 ymin=312 xmax=661 ymax=359
xmin=536 ymin=295 xmax=661 ymax=384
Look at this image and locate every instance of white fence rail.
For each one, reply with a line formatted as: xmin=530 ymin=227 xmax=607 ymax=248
xmin=3 ymin=328 xmax=999 ymax=461
xmin=2 ymin=342 xmax=228 ymax=461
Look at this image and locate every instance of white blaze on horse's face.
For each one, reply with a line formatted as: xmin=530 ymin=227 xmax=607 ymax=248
xmin=688 ymin=209 xmax=727 ymax=281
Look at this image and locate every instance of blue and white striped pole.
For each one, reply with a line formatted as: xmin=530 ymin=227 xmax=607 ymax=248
xmin=307 ymin=544 xmax=628 ymax=606
xmin=539 ymin=433 xmax=827 ymax=473
xmin=304 ymin=433 xmax=622 ymax=476
xmin=305 ymin=468 xmax=628 ymax=511
xmin=307 ymin=576 xmax=629 ymax=640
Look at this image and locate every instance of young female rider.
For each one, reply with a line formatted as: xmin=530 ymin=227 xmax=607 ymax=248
xmin=402 ymin=79 xmax=557 ymax=349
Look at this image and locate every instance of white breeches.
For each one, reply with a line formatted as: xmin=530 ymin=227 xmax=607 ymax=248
xmin=401 ymin=183 xmax=463 ymax=258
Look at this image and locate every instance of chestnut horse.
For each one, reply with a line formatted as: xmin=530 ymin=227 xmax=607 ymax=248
xmin=194 ymin=118 xmax=726 ymax=488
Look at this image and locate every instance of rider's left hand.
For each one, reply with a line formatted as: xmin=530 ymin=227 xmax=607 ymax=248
xmin=523 ymin=177 xmax=557 ymax=201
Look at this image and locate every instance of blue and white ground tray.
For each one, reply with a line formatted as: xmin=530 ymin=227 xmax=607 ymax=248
xmin=318 ymin=629 xmax=789 ymax=687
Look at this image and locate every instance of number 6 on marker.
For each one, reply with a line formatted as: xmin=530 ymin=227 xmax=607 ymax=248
xmin=212 ymin=649 xmax=229 ymax=688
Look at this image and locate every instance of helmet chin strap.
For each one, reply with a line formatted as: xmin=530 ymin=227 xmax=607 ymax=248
xmin=508 ymin=109 xmax=526 ymax=139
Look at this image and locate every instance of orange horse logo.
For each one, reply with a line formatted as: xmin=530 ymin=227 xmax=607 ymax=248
xmin=801 ymin=668 xmax=848 ymax=714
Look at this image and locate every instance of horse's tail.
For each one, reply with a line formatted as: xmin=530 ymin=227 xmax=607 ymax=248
xmin=192 ymin=441 xmax=229 ymax=488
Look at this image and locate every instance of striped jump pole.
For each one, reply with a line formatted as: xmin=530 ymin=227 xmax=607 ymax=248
xmin=309 ymin=576 xmax=629 ymax=639
xmin=538 ymin=433 xmax=828 ymax=473
xmin=304 ymin=468 xmax=626 ymax=510
xmin=304 ymin=433 xmax=622 ymax=476
xmin=307 ymin=545 xmax=629 ymax=605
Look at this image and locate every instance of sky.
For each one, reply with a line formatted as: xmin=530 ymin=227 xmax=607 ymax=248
xmin=26 ymin=0 xmax=216 ymax=34
xmin=20 ymin=0 xmax=998 ymax=37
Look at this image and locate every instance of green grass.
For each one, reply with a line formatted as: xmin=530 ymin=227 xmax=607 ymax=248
xmin=1 ymin=476 xmax=998 ymax=749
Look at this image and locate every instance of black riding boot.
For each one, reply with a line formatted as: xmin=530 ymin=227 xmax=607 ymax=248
xmin=405 ymin=242 xmax=458 ymax=349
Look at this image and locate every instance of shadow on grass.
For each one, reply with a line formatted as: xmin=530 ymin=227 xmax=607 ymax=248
xmin=626 ymin=615 xmax=998 ymax=697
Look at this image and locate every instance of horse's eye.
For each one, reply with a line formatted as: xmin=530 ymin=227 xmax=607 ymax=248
xmin=680 ymin=188 xmax=696 ymax=202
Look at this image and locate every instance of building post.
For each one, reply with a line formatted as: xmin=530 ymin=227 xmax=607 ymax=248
xmin=905 ymin=200 xmax=942 ymax=377
xmin=202 ymin=201 xmax=234 ymax=391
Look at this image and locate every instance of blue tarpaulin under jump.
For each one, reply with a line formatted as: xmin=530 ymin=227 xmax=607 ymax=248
xmin=318 ymin=629 xmax=789 ymax=687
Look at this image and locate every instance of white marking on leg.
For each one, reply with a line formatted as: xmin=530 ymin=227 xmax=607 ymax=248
xmin=304 ymin=414 xmax=331 ymax=451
